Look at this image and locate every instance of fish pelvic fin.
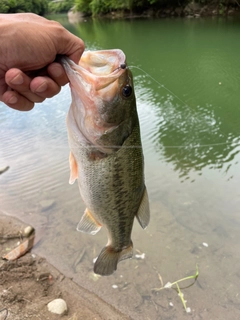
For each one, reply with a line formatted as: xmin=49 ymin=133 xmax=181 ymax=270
xmin=69 ymin=151 xmax=78 ymax=185
xmin=94 ymin=242 xmax=133 ymax=276
xmin=77 ymin=208 xmax=102 ymax=235
xmin=136 ymin=187 xmax=150 ymax=229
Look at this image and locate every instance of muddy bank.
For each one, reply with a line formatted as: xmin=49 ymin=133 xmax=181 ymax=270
xmin=0 ymin=214 xmax=130 ymax=320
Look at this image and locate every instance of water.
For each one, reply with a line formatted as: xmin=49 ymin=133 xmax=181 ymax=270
xmin=1 ymin=15 xmax=240 ymax=319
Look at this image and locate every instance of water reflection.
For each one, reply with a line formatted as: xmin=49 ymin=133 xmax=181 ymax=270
xmin=60 ymin=15 xmax=240 ymax=180
xmin=134 ymin=73 xmax=240 ymax=180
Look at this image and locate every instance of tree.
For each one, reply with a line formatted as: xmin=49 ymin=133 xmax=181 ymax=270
xmin=0 ymin=0 xmax=48 ymax=15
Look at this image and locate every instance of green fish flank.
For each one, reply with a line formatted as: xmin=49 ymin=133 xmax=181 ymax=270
xmin=62 ymin=50 xmax=150 ymax=276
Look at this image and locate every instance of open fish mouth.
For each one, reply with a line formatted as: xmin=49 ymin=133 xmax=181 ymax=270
xmin=61 ymin=50 xmax=127 ymax=91
xmin=61 ymin=49 xmax=137 ymax=152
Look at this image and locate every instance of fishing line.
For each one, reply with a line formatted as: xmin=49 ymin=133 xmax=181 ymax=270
xmin=127 ymin=65 xmax=239 ymax=150
xmin=71 ymin=140 xmax=240 ymax=150
xmin=129 ymin=65 xmax=188 ymax=107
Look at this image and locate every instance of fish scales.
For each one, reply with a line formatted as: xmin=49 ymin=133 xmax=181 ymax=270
xmin=74 ymin=123 xmax=144 ymax=250
xmin=62 ymin=49 xmax=150 ymax=276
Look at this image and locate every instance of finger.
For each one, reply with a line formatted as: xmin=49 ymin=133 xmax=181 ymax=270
xmin=30 ymin=75 xmax=61 ymax=98
xmin=5 ymin=69 xmax=45 ymax=103
xmin=61 ymin=34 xmax=85 ymax=64
xmin=2 ymin=90 xmax=34 ymax=111
xmin=47 ymin=62 xmax=68 ymax=87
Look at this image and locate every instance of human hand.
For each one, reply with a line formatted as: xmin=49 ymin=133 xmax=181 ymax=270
xmin=0 ymin=13 xmax=84 ymax=111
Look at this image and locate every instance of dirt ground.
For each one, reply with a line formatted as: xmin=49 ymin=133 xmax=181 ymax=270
xmin=0 ymin=214 xmax=130 ymax=320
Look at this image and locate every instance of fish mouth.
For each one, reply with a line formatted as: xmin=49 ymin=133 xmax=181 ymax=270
xmin=61 ymin=50 xmax=126 ymax=91
xmin=62 ymin=50 xmax=134 ymax=154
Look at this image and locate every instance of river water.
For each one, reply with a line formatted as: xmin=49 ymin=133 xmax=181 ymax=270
xmin=1 ymin=15 xmax=240 ymax=320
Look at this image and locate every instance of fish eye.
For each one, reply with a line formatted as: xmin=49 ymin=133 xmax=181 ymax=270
xmin=122 ymin=84 xmax=132 ymax=98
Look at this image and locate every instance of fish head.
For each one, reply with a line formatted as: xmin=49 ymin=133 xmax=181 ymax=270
xmin=62 ymin=49 xmax=137 ymax=153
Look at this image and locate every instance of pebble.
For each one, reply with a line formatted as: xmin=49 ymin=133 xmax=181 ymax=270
xmin=112 ymin=284 xmax=118 ymax=289
xmin=24 ymin=226 xmax=34 ymax=237
xmin=135 ymin=253 xmax=145 ymax=259
xmin=40 ymin=199 xmax=55 ymax=211
xmin=47 ymin=298 xmax=67 ymax=315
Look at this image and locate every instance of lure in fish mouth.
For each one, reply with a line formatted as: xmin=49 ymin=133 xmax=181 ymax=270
xmin=62 ymin=49 xmax=150 ymax=276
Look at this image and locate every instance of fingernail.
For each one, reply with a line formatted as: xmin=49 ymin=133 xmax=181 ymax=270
xmin=10 ymin=74 xmax=24 ymax=85
xmin=52 ymin=66 xmax=63 ymax=77
xmin=9 ymin=96 xmax=18 ymax=104
xmin=35 ymin=82 xmax=47 ymax=93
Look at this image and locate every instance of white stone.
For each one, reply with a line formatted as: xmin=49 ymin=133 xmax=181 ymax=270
xmin=112 ymin=285 xmax=118 ymax=289
xmin=135 ymin=253 xmax=145 ymax=259
xmin=47 ymin=298 xmax=67 ymax=315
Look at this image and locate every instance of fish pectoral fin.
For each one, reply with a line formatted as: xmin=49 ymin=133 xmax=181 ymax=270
xmin=94 ymin=242 xmax=133 ymax=276
xmin=77 ymin=208 xmax=102 ymax=235
xmin=69 ymin=151 xmax=78 ymax=185
xmin=136 ymin=187 xmax=150 ymax=230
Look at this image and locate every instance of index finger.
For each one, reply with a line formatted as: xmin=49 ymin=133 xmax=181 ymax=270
xmin=59 ymin=32 xmax=85 ymax=65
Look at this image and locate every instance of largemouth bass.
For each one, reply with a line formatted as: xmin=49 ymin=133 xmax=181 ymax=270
xmin=62 ymin=49 xmax=150 ymax=276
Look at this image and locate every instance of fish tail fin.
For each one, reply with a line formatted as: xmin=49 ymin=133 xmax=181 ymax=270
xmin=94 ymin=242 xmax=133 ymax=276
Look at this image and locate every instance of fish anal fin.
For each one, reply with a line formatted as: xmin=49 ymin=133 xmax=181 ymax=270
xmin=77 ymin=208 xmax=101 ymax=235
xmin=69 ymin=151 xmax=78 ymax=185
xmin=94 ymin=242 xmax=133 ymax=276
xmin=136 ymin=187 xmax=150 ymax=229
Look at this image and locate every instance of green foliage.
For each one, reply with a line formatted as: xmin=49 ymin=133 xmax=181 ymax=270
xmin=90 ymin=0 xmax=111 ymax=15
xmin=74 ymin=0 xmax=144 ymax=15
xmin=73 ymin=0 xmax=193 ymax=15
xmin=0 ymin=0 xmax=10 ymax=13
xmin=74 ymin=0 xmax=92 ymax=14
xmin=0 ymin=0 xmax=48 ymax=15
xmin=48 ymin=0 xmax=74 ymax=14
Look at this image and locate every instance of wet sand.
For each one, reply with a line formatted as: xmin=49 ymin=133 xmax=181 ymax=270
xmin=0 ymin=214 xmax=130 ymax=320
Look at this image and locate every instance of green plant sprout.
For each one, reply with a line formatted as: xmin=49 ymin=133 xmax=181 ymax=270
xmin=152 ymin=264 xmax=199 ymax=313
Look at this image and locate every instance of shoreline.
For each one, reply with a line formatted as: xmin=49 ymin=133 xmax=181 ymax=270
xmin=67 ymin=3 xmax=240 ymax=22
xmin=0 ymin=213 xmax=129 ymax=320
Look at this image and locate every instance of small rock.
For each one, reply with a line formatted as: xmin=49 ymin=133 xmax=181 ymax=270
xmin=135 ymin=253 xmax=145 ymax=259
xmin=47 ymin=298 xmax=67 ymax=315
xmin=40 ymin=199 xmax=55 ymax=211
xmin=0 ymin=166 xmax=9 ymax=175
xmin=112 ymin=284 xmax=118 ymax=289
xmin=24 ymin=226 xmax=34 ymax=237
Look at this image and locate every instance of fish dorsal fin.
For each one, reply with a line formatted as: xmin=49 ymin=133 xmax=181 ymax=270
xmin=69 ymin=152 xmax=78 ymax=185
xmin=94 ymin=242 xmax=133 ymax=276
xmin=136 ymin=187 xmax=150 ymax=229
xmin=77 ymin=208 xmax=102 ymax=235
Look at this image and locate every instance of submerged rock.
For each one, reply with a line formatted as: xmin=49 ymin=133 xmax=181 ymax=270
xmin=40 ymin=199 xmax=55 ymax=211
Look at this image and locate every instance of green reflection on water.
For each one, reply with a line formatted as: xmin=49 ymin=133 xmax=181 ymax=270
xmin=48 ymin=14 xmax=240 ymax=178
